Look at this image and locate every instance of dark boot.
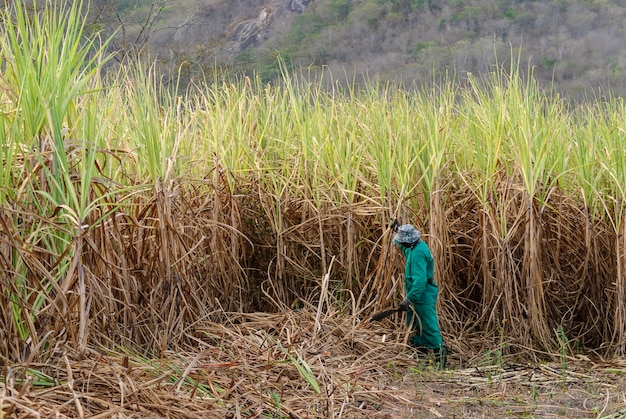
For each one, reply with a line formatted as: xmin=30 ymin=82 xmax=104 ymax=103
xmin=434 ymin=345 xmax=448 ymax=370
xmin=410 ymin=345 xmax=430 ymax=361
xmin=412 ymin=345 xmax=430 ymax=355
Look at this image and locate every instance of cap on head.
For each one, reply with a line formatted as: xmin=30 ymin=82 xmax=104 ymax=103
xmin=393 ymin=224 xmax=421 ymax=244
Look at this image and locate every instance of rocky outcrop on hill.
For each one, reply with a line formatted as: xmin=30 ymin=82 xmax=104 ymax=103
xmin=226 ymin=0 xmax=315 ymax=52
xmin=228 ymin=7 xmax=273 ymax=52
xmin=287 ymin=0 xmax=312 ymax=13
xmin=169 ymin=0 xmax=312 ymax=56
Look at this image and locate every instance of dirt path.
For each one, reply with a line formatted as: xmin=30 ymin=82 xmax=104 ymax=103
xmin=387 ymin=358 xmax=626 ymax=418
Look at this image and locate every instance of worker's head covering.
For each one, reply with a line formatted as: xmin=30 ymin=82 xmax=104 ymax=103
xmin=393 ymin=224 xmax=421 ymax=245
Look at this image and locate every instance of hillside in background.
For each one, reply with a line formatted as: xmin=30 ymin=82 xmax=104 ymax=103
xmin=85 ymin=0 xmax=626 ymax=99
xmin=89 ymin=0 xmax=626 ymax=98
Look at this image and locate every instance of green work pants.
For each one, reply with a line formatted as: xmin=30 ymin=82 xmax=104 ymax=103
xmin=406 ymin=302 xmax=443 ymax=350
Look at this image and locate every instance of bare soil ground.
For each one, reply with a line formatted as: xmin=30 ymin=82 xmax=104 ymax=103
xmin=2 ymin=311 xmax=625 ymax=418
xmin=392 ymin=359 xmax=626 ymax=418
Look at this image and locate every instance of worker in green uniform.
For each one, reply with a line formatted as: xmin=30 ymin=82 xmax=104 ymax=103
xmin=393 ymin=223 xmax=447 ymax=368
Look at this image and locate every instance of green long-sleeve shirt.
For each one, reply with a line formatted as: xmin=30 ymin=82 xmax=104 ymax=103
xmin=397 ymin=240 xmax=438 ymax=305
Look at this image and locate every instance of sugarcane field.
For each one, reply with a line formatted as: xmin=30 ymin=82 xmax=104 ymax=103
xmin=1 ymin=2 xmax=626 ymax=418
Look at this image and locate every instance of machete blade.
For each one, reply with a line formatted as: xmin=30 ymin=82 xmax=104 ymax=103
xmin=369 ymin=308 xmax=399 ymax=322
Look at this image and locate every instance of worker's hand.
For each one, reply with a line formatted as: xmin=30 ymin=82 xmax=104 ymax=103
xmin=398 ymin=299 xmax=411 ymax=312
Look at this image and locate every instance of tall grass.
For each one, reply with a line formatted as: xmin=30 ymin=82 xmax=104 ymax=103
xmin=0 ymin=0 xmax=114 ymax=354
xmin=456 ymin=62 xmax=574 ymax=350
xmin=579 ymin=98 xmax=626 ymax=354
xmin=2 ymin=0 xmax=626 ymax=364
